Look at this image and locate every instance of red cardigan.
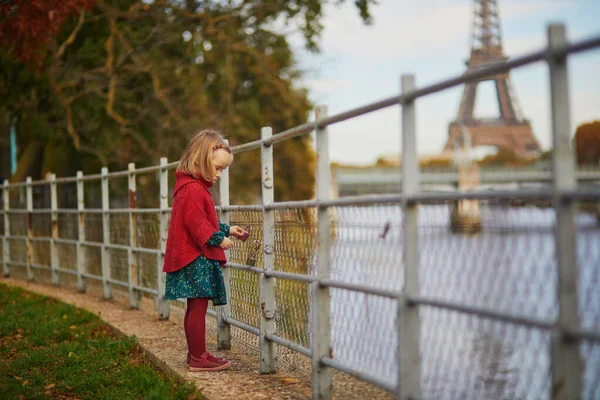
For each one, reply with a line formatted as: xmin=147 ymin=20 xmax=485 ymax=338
xmin=162 ymin=171 xmax=227 ymax=273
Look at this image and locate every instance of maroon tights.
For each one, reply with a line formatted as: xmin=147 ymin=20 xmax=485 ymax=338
xmin=185 ymin=298 xmax=209 ymax=358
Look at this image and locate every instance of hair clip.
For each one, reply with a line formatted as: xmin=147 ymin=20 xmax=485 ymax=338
xmin=212 ymin=143 xmax=232 ymax=153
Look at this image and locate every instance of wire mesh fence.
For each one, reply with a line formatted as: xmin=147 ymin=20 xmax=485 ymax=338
xmin=2 ymin=156 xmax=600 ymax=400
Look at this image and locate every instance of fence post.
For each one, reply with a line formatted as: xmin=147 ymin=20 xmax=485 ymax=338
xmin=547 ymin=23 xmax=582 ymax=400
xmin=397 ymin=73 xmax=422 ymax=399
xmin=2 ymin=180 xmax=9 ymax=277
xmin=217 ymin=140 xmax=232 ymax=350
xmin=50 ymin=173 xmax=59 ymax=286
xmin=76 ymin=171 xmax=86 ymax=292
xmin=157 ymin=157 xmax=170 ymax=320
xmin=127 ymin=163 xmax=140 ymax=309
xmin=260 ymin=127 xmax=277 ymax=374
xmin=101 ymin=167 xmax=112 ymax=299
xmin=26 ymin=176 xmax=34 ymax=281
xmin=312 ymin=105 xmax=333 ymax=399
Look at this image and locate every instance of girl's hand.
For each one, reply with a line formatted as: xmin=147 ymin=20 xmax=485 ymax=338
xmin=219 ymin=237 xmax=234 ymax=250
xmin=229 ymin=225 xmax=244 ymax=238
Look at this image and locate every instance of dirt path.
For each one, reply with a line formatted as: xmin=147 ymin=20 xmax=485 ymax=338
xmin=2 ymin=278 xmax=312 ymax=400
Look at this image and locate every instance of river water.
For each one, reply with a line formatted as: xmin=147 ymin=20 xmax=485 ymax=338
xmin=327 ymin=204 xmax=599 ymax=399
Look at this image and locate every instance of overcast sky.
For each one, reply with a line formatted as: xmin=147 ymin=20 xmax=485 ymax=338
xmin=290 ymin=0 xmax=600 ymax=165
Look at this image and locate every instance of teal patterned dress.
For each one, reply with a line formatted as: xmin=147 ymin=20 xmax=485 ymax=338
xmin=164 ymin=222 xmax=229 ymax=306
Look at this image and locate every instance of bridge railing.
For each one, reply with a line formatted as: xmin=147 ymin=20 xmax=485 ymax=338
xmin=2 ymin=24 xmax=600 ymax=399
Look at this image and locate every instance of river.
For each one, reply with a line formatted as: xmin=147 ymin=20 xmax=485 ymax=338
xmin=327 ymin=204 xmax=599 ymax=399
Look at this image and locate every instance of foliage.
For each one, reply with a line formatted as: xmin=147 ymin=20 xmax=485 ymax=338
xmin=420 ymin=158 xmax=453 ymax=168
xmin=0 ymin=284 xmax=203 ymax=400
xmin=574 ymin=120 xmax=600 ymax=166
xmin=0 ymin=0 xmax=94 ymax=68
xmin=477 ymin=148 xmax=535 ymax=167
xmin=0 ymin=0 xmax=375 ymax=203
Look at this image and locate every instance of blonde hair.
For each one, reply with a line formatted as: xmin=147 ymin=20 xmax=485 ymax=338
xmin=177 ymin=130 xmax=232 ymax=181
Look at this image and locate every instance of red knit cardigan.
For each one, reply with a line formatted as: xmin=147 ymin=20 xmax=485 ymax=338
xmin=162 ymin=171 xmax=226 ymax=273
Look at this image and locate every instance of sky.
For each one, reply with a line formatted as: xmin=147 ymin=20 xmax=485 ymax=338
xmin=289 ymin=0 xmax=600 ymax=165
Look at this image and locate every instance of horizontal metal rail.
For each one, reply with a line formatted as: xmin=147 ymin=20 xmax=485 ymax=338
xmin=265 ymin=200 xmax=318 ymax=210
xmin=218 ymin=205 xmax=263 ymax=213
xmin=563 ymin=327 xmax=600 ymax=343
xmin=562 ymin=189 xmax=600 ymax=201
xmin=78 ymin=209 xmax=103 ymax=214
xmin=31 ymin=263 xmax=52 ymax=271
xmin=7 ymin=235 xmax=27 ymax=241
xmin=319 ymin=279 xmax=399 ymax=299
xmin=232 ymin=139 xmax=262 ymax=153
xmin=223 ymin=315 xmax=261 ymax=336
xmin=6 ymin=209 xmax=51 ymax=214
xmin=265 ymin=333 xmax=312 ymax=357
xmin=132 ymin=285 xmax=159 ymax=296
xmin=108 ymin=278 xmax=129 ymax=289
xmin=80 ymin=241 xmax=102 ymax=248
xmin=80 ymin=173 xmax=103 ymax=182
xmin=54 ymin=176 xmax=79 ymax=184
xmin=81 ymin=272 xmax=101 ymax=281
xmin=408 ymin=295 xmax=554 ymax=331
xmin=106 ymin=208 xmax=163 ymax=214
xmin=6 ymin=261 xmax=27 ymax=267
xmin=30 ymin=237 xmax=52 ymax=242
xmin=55 ymin=238 xmax=78 ymax=245
xmin=264 ymin=269 xmax=316 ymax=283
xmin=227 ymin=261 xmax=264 ymax=275
xmin=220 ymin=188 xmax=600 ymax=213
xmin=320 ymin=357 xmax=397 ymax=394
xmin=57 ymin=267 xmax=77 ymax=276
xmin=56 ymin=209 xmax=79 ymax=214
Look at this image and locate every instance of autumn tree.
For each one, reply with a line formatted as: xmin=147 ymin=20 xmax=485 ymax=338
xmin=0 ymin=0 xmax=375 ymax=203
xmin=477 ymin=147 xmax=535 ymax=167
xmin=574 ymin=121 xmax=600 ymax=166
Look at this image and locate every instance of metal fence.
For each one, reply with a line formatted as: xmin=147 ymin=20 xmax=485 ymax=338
xmin=2 ymin=24 xmax=600 ymax=399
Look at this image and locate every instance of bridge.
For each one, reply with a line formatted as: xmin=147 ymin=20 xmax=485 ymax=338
xmin=2 ymin=24 xmax=600 ymax=400
xmin=333 ymin=166 xmax=600 ymax=196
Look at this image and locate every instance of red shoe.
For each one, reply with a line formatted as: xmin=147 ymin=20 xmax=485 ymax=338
xmin=187 ymin=352 xmax=225 ymax=365
xmin=188 ymin=352 xmax=231 ymax=371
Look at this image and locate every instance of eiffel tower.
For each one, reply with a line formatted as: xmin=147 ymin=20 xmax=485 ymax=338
xmin=444 ymin=0 xmax=541 ymax=156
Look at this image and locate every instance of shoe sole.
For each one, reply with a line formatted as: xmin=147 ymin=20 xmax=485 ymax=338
xmin=188 ymin=361 xmax=231 ymax=372
xmin=187 ymin=358 xmax=225 ymax=366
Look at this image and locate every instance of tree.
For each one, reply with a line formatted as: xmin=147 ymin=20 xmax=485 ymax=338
xmin=0 ymin=0 xmax=94 ymax=68
xmin=477 ymin=148 xmax=535 ymax=167
xmin=574 ymin=121 xmax=600 ymax=166
xmin=0 ymin=0 xmax=375 ymax=202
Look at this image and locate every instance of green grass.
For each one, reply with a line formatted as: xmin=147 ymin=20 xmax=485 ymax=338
xmin=0 ymin=283 xmax=203 ymax=400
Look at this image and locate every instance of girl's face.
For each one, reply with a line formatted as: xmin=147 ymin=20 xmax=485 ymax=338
xmin=211 ymin=149 xmax=233 ymax=182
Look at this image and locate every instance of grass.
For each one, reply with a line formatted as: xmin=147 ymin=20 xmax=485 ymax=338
xmin=0 ymin=283 xmax=203 ymax=400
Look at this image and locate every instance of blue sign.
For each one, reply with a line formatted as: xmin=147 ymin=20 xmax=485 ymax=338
xmin=10 ymin=118 xmax=16 ymax=175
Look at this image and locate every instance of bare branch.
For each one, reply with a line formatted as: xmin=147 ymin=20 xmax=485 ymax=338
xmin=55 ymin=9 xmax=86 ymax=60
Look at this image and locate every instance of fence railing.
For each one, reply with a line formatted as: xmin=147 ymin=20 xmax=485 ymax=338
xmin=2 ymin=24 xmax=600 ymax=400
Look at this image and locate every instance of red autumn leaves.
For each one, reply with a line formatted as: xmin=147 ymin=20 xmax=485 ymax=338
xmin=0 ymin=0 xmax=94 ymax=68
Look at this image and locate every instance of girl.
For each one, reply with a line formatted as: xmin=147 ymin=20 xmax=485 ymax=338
xmin=163 ymin=130 xmax=244 ymax=371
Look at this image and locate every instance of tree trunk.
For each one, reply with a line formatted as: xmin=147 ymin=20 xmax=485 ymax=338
xmin=11 ymin=140 xmax=45 ymax=182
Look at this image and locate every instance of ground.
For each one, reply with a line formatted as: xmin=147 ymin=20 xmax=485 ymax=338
xmin=2 ymin=278 xmax=314 ymax=400
xmin=1 ymin=277 xmax=393 ymax=400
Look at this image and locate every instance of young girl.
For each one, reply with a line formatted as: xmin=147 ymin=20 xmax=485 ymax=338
xmin=163 ymin=130 xmax=244 ymax=371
